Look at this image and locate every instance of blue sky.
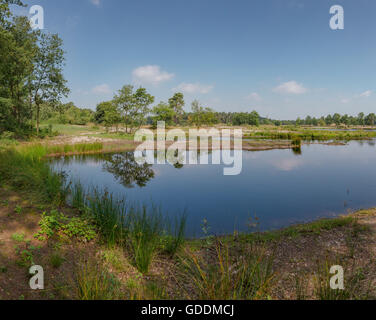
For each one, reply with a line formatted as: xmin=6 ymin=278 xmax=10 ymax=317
xmin=14 ymin=0 xmax=376 ymax=119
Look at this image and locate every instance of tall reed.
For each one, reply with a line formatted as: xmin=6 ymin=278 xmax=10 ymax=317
xmin=69 ymin=182 xmax=187 ymax=273
xmin=127 ymin=206 xmax=164 ymax=274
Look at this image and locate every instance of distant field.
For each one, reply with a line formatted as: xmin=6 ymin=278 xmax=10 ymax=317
xmin=39 ymin=123 xmax=100 ymax=135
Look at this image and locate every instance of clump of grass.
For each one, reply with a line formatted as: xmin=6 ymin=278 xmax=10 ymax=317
xmin=313 ymin=258 xmax=368 ymax=300
xmin=71 ymin=181 xmax=85 ymax=212
xmin=75 ymin=258 xmax=121 ymax=300
xmin=182 ymin=240 xmax=274 ymax=300
xmin=72 ymin=183 xmax=187 ymax=273
xmin=86 ymin=187 xmax=128 ymax=247
xmin=128 ymin=207 xmax=164 ymax=274
xmin=50 ymin=252 xmax=65 ymax=269
xmin=101 ymin=248 xmax=128 ymax=272
xmin=162 ymin=213 xmax=187 ymax=256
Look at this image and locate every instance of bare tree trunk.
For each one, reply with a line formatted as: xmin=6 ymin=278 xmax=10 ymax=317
xmin=36 ymin=103 xmax=40 ymax=136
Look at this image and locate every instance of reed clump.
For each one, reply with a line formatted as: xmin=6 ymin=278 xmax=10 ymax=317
xmin=69 ymin=182 xmax=187 ymax=274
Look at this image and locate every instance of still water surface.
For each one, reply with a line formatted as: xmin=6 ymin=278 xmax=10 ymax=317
xmin=51 ymin=140 xmax=376 ymax=237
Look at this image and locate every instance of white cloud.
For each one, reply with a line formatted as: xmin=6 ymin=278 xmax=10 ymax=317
xmin=90 ymin=0 xmax=101 ymax=6
xmin=92 ymin=84 xmax=112 ymax=95
xmin=359 ymin=90 xmax=372 ymax=98
xmin=174 ymin=82 xmax=214 ymax=94
xmin=247 ymin=92 xmax=262 ymax=101
xmin=341 ymin=98 xmax=350 ymax=104
xmin=132 ymin=65 xmax=174 ymax=86
xmin=273 ymin=81 xmax=307 ymax=95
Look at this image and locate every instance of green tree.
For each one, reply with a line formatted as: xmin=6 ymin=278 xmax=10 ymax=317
xmin=249 ymin=110 xmax=260 ymax=126
xmin=0 ymin=14 xmax=37 ymax=130
xmin=325 ymin=115 xmax=333 ymax=125
xmin=332 ymin=113 xmax=341 ymax=126
xmin=152 ymin=102 xmax=175 ymax=126
xmin=365 ymin=113 xmax=376 ymax=126
xmin=114 ymin=85 xmax=154 ymax=133
xmin=96 ymin=101 xmax=121 ymax=131
xmin=168 ymin=92 xmax=185 ymax=125
xmin=357 ymin=112 xmax=365 ymax=126
xmin=29 ymin=33 xmax=69 ymax=135
xmin=190 ymin=100 xmax=204 ymax=127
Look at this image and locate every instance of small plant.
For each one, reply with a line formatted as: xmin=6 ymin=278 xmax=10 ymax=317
xmin=15 ymin=248 xmax=34 ymax=267
xmin=0 ymin=265 xmax=7 ymax=273
xmin=34 ymin=210 xmax=61 ymax=241
xmin=11 ymin=233 xmax=25 ymax=242
xmin=34 ymin=210 xmax=96 ymax=242
xmin=14 ymin=205 xmax=22 ymax=215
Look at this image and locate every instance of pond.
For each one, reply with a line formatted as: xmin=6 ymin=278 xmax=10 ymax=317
xmin=51 ymin=139 xmax=376 ymax=237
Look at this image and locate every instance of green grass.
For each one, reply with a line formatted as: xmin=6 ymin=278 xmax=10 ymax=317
xmin=236 ymin=216 xmax=356 ymax=243
xmin=0 ymin=147 xmax=67 ymax=204
xmin=91 ymin=132 xmax=134 ymax=140
xmin=182 ymin=240 xmax=274 ymax=300
xmin=75 ymin=258 xmax=121 ymax=300
xmin=39 ymin=123 xmax=99 ymax=136
xmin=245 ymin=129 xmax=376 ymax=141
xmin=45 ymin=142 xmax=104 ymax=155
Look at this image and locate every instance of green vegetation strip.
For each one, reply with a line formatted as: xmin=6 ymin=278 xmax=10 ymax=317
xmin=245 ymin=129 xmax=376 ymax=141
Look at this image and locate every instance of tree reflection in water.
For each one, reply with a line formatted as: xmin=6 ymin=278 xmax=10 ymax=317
xmin=103 ymin=152 xmax=155 ymax=188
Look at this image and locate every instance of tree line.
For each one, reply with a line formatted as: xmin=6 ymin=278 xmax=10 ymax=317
xmin=93 ymin=85 xmax=264 ymax=132
xmin=294 ymin=113 xmax=376 ymax=126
